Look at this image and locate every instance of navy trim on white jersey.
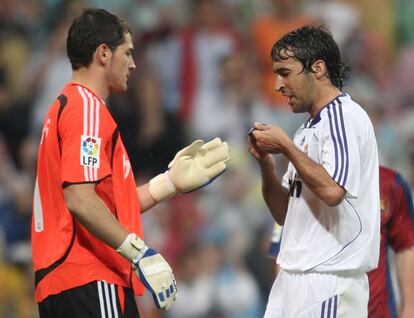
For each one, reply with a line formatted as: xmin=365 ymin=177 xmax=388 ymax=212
xmin=327 ymin=99 xmax=349 ymax=187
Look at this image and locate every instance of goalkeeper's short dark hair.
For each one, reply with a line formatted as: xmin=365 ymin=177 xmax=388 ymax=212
xmin=271 ymin=25 xmax=350 ymax=90
xmin=67 ymin=8 xmax=131 ymax=70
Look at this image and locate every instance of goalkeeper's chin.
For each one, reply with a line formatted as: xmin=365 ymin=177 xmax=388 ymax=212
xmin=109 ymin=81 xmax=128 ymax=93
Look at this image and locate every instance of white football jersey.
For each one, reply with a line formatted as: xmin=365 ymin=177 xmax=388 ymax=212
xmin=277 ymin=93 xmax=380 ymax=273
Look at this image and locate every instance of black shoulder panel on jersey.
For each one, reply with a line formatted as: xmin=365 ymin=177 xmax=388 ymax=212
xmin=110 ymin=128 xmax=119 ymax=167
xmin=56 ymin=94 xmax=68 ymax=155
xmin=57 ymin=95 xmax=68 ymax=122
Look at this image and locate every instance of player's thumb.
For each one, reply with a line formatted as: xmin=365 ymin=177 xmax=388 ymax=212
xmin=254 ymin=122 xmax=268 ymax=131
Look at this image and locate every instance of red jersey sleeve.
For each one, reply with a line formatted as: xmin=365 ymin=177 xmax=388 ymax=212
xmin=387 ymin=173 xmax=414 ymax=252
xmin=58 ymin=86 xmax=112 ymax=185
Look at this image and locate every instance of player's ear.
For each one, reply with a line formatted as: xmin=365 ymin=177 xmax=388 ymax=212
xmin=96 ymin=44 xmax=111 ymax=65
xmin=311 ymin=59 xmax=327 ymax=80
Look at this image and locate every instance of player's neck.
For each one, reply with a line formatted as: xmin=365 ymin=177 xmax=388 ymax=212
xmin=71 ymin=68 xmax=110 ymax=101
xmin=309 ymin=86 xmax=342 ymax=118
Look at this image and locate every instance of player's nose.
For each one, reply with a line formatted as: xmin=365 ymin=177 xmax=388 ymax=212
xmin=129 ymin=59 xmax=136 ymax=71
xmin=274 ymin=77 xmax=284 ymax=93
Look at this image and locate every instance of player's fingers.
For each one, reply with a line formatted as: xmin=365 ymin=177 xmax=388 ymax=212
xmin=200 ymin=137 xmax=222 ymax=152
xmin=168 ymin=140 xmax=204 ymax=168
xmin=202 ymin=142 xmax=230 ymax=167
xmin=254 ymin=122 xmax=268 ymax=130
xmin=206 ymin=162 xmax=226 ymax=179
xmin=182 ymin=139 xmax=204 ymax=155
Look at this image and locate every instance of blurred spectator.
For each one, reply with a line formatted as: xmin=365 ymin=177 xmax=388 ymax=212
xmin=213 ymin=229 xmax=263 ymax=318
xmin=396 ymin=0 xmax=414 ymax=47
xmin=0 ymin=69 xmax=31 ymax=164
xmin=0 ymin=135 xmax=37 ymax=317
xmin=26 ymin=1 xmax=83 ymax=134
xmin=0 ymin=260 xmax=37 ymax=318
xmin=159 ymin=195 xmax=205 ymax=269
xmin=0 ymin=0 xmax=31 ymax=100
xmin=346 ymin=0 xmax=397 ymax=57
xmin=0 ymin=136 xmax=34 ymax=262
xmin=389 ymin=44 xmax=414 ymax=113
xmin=110 ymin=69 xmax=186 ymax=178
xmin=158 ymin=0 xmax=243 ymax=123
xmin=188 ymin=52 xmax=259 ymax=143
xmin=305 ymin=0 xmax=360 ymax=49
xmin=165 ymin=243 xmax=215 ymax=318
xmin=345 ymin=76 xmax=405 ymax=170
xmin=167 ymin=228 xmax=262 ymax=318
xmin=343 ymin=26 xmax=392 ymax=89
xmin=250 ymin=0 xmax=311 ymax=108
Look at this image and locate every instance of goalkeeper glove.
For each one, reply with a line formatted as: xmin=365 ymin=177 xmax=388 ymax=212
xmin=149 ymin=138 xmax=230 ymax=202
xmin=117 ymin=234 xmax=177 ymax=310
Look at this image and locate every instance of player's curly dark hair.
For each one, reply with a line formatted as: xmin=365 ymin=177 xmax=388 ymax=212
xmin=271 ymin=25 xmax=350 ymax=90
xmin=67 ymin=8 xmax=131 ymax=70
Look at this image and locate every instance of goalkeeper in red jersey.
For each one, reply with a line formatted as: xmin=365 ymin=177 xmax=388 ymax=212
xmin=31 ymin=8 xmax=230 ymax=318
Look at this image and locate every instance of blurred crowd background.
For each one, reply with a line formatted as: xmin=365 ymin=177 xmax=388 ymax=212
xmin=1 ymin=0 xmax=414 ymax=317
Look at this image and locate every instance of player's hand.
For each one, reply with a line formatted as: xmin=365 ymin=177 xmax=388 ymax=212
xmin=248 ymin=125 xmax=276 ymax=169
xmin=250 ymin=122 xmax=292 ymax=154
xmin=117 ymin=234 xmax=177 ymax=310
xmin=135 ymin=249 xmax=177 ymax=310
xmin=248 ymin=130 xmax=268 ymax=160
xmin=149 ymin=138 xmax=230 ymax=202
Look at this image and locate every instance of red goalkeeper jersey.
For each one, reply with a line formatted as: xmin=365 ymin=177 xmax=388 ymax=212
xmin=367 ymin=166 xmax=414 ymax=317
xmin=31 ymin=83 xmax=144 ymax=302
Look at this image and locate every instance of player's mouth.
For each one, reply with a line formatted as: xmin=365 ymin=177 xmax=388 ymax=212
xmin=284 ymin=94 xmax=294 ymax=106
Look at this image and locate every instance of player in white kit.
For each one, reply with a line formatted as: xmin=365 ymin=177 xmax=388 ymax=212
xmin=248 ymin=25 xmax=380 ymax=317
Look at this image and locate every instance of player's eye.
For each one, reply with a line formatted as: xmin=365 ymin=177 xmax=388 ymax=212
xmin=278 ymin=70 xmax=289 ymax=77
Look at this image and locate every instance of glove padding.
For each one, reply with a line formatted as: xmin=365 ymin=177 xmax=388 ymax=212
xmin=149 ymin=138 xmax=230 ymax=202
xmin=117 ymin=234 xmax=177 ymax=310
xmin=135 ymin=249 xmax=178 ymax=310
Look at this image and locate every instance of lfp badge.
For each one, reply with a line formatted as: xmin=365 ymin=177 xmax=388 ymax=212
xmin=80 ymin=135 xmax=101 ymax=168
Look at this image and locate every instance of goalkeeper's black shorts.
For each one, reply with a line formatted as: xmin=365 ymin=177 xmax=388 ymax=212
xmin=38 ymin=280 xmax=140 ymax=318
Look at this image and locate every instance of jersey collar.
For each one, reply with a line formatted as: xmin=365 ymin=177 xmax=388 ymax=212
xmin=307 ymin=93 xmax=347 ymax=128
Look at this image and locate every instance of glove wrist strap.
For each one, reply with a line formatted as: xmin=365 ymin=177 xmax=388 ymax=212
xmin=149 ymin=172 xmax=177 ymax=202
xmin=117 ymin=233 xmax=148 ymax=263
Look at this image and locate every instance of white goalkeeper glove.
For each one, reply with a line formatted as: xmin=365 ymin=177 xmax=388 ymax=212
xmin=149 ymin=137 xmax=230 ymax=202
xmin=117 ymin=234 xmax=177 ymax=310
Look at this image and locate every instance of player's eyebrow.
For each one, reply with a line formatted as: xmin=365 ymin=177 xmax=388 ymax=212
xmin=273 ymin=67 xmax=290 ymax=74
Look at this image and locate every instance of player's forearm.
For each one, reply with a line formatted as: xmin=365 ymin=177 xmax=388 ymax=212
xmin=283 ymin=143 xmax=345 ymax=206
xmin=259 ymin=159 xmax=289 ymax=225
xmin=397 ymin=246 xmax=414 ymax=316
xmin=64 ymin=184 xmax=128 ymax=248
xmin=137 ymin=183 xmax=158 ymax=213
